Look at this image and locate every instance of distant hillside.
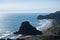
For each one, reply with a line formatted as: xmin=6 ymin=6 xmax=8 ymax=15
xmin=37 ymin=11 xmax=60 ymax=35
xmin=37 ymin=11 xmax=60 ymax=20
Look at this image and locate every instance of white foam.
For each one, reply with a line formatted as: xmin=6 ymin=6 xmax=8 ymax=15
xmin=0 ymin=31 xmax=13 ymax=38
xmin=36 ymin=19 xmax=53 ymax=31
xmin=10 ymin=34 xmax=22 ymax=39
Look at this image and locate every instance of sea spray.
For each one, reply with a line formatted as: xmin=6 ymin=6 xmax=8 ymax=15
xmin=36 ymin=19 xmax=53 ymax=31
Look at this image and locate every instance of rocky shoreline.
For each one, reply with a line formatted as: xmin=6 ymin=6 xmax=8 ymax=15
xmin=0 ymin=11 xmax=60 ymax=40
xmin=0 ymin=35 xmax=60 ymax=40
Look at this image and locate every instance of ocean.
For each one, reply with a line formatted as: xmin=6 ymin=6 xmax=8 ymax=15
xmin=0 ymin=13 xmax=52 ymax=39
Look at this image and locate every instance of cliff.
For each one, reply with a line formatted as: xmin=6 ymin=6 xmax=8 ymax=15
xmin=37 ymin=11 xmax=60 ymax=36
xmin=11 ymin=11 xmax=60 ymax=40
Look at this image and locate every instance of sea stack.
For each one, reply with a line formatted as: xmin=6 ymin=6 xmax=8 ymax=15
xmin=14 ymin=21 xmax=43 ymax=35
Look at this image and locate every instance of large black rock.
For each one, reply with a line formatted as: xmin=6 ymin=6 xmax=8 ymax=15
xmin=14 ymin=21 xmax=43 ymax=35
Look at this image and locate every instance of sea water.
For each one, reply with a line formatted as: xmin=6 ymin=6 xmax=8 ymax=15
xmin=0 ymin=13 xmax=52 ymax=38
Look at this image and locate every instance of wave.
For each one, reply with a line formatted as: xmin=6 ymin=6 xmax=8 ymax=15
xmin=0 ymin=31 xmax=22 ymax=39
xmin=36 ymin=19 xmax=53 ymax=31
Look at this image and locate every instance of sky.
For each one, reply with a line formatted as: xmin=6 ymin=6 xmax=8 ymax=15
xmin=0 ymin=0 xmax=60 ymax=13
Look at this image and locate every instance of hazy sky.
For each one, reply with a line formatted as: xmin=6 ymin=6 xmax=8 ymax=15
xmin=0 ymin=0 xmax=60 ymax=13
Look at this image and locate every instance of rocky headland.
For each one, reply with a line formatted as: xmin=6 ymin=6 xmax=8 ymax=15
xmin=10 ymin=11 xmax=60 ymax=40
xmin=13 ymin=11 xmax=60 ymax=40
xmin=0 ymin=11 xmax=60 ymax=40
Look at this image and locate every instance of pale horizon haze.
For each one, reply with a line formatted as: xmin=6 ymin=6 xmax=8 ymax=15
xmin=0 ymin=0 xmax=60 ymax=14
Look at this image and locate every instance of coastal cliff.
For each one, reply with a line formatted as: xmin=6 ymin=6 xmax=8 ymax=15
xmin=1 ymin=11 xmax=60 ymax=40
xmin=38 ymin=11 xmax=60 ymax=36
xmin=15 ymin=11 xmax=60 ymax=40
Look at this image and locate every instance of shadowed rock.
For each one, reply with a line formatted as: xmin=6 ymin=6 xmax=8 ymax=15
xmin=14 ymin=21 xmax=43 ymax=35
xmin=0 ymin=39 xmax=5 ymax=40
xmin=7 ymin=38 xmax=12 ymax=40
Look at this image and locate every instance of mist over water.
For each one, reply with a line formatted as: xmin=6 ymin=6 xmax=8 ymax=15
xmin=0 ymin=13 xmax=52 ymax=38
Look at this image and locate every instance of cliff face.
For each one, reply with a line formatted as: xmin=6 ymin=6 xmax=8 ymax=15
xmin=37 ymin=11 xmax=60 ymax=35
xmin=43 ymin=20 xmax=60 ymax=35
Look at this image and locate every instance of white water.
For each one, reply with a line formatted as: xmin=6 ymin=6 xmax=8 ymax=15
xmin=36 ymin=19 xmax=53 ymax=31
